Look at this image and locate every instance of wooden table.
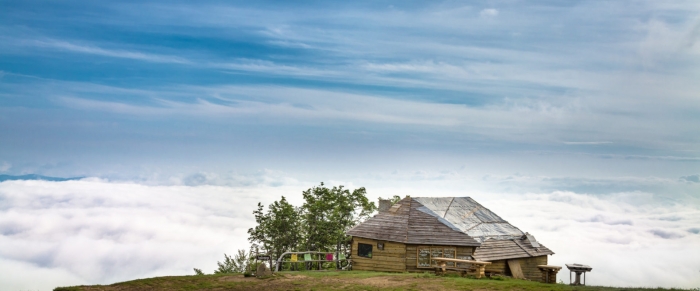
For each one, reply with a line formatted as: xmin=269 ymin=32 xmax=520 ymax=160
xmin=566 ymin=264 xmax=592 ymax=286
xmin=431 ymin=257 xmax=492 ymax=279
xmin=537 ymin=265 xmax=562 ymax=284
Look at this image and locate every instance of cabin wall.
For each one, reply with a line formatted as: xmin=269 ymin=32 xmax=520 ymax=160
xmin=520 ymin=255 xmax=548 ymax=281
xmin=485 ymin=255 xmax=548 ymax=281
xmin=405 ymin=244 xmax=475 ymax=273
xmin=351 ymin=237 xmax=406 ymax=272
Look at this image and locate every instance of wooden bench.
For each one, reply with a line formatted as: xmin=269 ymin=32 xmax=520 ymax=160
xmin=537 ymin=265 xmax=562 ymax=284
xmin=431 ymin=257 xmax=492 ymax=279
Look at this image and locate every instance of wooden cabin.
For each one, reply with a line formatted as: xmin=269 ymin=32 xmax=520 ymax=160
xmin=346 ymin=197 xmax=554 ymax=281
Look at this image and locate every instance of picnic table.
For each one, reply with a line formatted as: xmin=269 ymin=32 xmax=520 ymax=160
xmin=431 ymin=257 xmax=492 ymax=279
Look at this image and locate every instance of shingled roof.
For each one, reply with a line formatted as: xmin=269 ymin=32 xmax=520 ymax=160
xmin=347 ymin=197 xmax=481 ymax=246
xmin=473 ymin=236 xmax=555 ymax=261
xmin=348 ymin=196 xmax=555 ymax=255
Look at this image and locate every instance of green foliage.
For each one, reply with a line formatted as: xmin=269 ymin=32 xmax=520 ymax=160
xmin=53 ymin=287 xmax=81 ymax=291
xmin=232 ymin=249 xmax=252 ymax=273
xmin=382 ymin=195 xmax=402 ymax=205
xmin=247 ymin=182 xmax=376 ymax=264
xmin=213 ymin=250 xmax=253 ymax=274
xmin=248 ymin=196 xmax=302 ymax=261
xmin=214 ymin=253 xmax=236 ymax=274
xmin=193 ymin=268 xmax=204 ymax=275
xmin=301 ymin=183 xmax=376 ymax=253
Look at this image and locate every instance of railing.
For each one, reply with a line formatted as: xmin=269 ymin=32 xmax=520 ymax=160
xmin=275 ymin=251 xmax=351 ymax=272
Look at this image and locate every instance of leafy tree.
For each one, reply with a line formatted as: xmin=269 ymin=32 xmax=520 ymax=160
xmin=245 ymin=183 xmax=375 ymax=270
xmin=214 ymin=253 xmax=236 ymax=274
xmin=379 ymin=195 xmax=402 ymax=205
xmin=193 ymin=268 xmax=204 ymax=275
xmin=301 ymin=183 xmax=376 ymax=255
xmin=247 ymin=196 xmax=302 ymax=262
xmin=232 ymin=249 xmax=251 ymax=273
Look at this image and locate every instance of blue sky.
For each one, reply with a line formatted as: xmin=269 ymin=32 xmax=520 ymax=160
xmin=1 ymin=1 xmax=700 ymax=290
xmin=1 ymin=0 xmax=698 ymax=181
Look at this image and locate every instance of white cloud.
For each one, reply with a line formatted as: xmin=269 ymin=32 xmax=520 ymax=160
xmin=0 ymin=179 xmax=308 ymax=290
xmin=21 ymin=39 xmax=191 ymax=64
xmin=0 ymin=177 xmax=698 ymax=290
xmin=479 ymin=8 xmax=499 ymax=17
xmin=42 ymin=82 xmax=699 ymax=152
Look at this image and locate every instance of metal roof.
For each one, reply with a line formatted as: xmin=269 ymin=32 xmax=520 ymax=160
xmin=413 ymin=197 xmax=525 ymax=243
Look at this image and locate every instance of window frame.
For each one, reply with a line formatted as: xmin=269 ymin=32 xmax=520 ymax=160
xmin=416 ymin=246 xmax=457 ymax=268
xmin=358 ymin=243 xmax=373 ymax=258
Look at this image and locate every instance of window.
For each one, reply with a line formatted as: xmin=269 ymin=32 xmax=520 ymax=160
xmin=358 ymin=243 xmax=373 ymax=258
xmin=416 ymin=246 xmax=457 ymax=268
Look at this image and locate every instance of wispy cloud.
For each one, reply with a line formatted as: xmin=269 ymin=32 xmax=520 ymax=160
xmin=24 ymin=39 xmax=191 ymax=64
xmin=479 ymin=8 xmax=499 ymax=17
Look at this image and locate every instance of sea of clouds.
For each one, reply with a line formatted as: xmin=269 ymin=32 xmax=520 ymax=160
xmin=1 ymin=176 xmax=699 ymax=290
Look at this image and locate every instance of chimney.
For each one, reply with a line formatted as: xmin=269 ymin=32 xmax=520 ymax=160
xmin=378 ymin=198 xmax=392 ymax=212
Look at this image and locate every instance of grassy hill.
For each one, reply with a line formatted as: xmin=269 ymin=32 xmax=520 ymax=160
xmin=54 ymin=271 xmax=696 ymax=291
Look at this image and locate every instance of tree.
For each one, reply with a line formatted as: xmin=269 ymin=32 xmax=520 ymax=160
xmin=193 ymin=268 xmax=204 ymax=275
xmin=301 ymin=183 xmax=376 ymax=255
xmin=247 ymin=196 xmax=302 ymax=262
xmin=379 ymin=195 xmax=402 ymax=205
xmin=232 ymin=249 xmax=251 ymax=273
xmin=245 ymin=183 xmax=375 ymax=270
xmin=214 ymin=253 xmax=236 ymax=274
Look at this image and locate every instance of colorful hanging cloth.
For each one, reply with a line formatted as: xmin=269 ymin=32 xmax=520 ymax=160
xmin=339 ymin=253 xmax=346 ymax=260
xmin=290 ymin=254 xmax=297 ymax=262
xmin=304 ymin=253 xmax=312 ymax=261
xmin=326 ymin=253 xmax=334 ymax=261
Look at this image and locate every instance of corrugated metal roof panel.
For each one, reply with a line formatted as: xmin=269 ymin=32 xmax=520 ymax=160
xmin=413 ymin=197 xmax=524 ymax=242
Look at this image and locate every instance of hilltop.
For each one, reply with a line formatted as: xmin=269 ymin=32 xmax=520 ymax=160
xmin=53 ymin=271 xmax=695 ymax=291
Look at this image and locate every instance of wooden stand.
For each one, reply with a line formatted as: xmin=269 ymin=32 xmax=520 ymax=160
xmin=537 ymin=265 xmax=561 ymax=284
xmin=565 ymin=264 xmax=592 ymax=286
xmin=432 ymin=257 xmax=491 ymax=279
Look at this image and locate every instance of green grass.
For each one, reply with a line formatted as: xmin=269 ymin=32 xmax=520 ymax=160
xmin=53 ymin=271 xmax=699 ymax=291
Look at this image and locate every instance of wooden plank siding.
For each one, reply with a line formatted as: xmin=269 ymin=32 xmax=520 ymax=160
xmin=484 ymin=256 xmax=548 ymax=281
xmin=405 ymin=244 xmax=475 ymax=273
xmin=519 ymin=256 xmax=548 ymax=281
xmin=351 ymin=237 xmax=407 ymax=272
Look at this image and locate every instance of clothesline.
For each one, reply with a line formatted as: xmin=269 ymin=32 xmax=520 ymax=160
xmin=289 ymin=253 xmax=346 ymax=262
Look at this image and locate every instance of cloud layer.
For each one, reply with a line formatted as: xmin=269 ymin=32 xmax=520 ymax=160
xmin=1 ymin=177 xmax=699 ymax=290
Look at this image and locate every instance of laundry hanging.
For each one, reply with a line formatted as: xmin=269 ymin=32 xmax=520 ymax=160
xmin=290 ymin=254 xmax=297 ymax=262
xmin=304 ymin=253 xmax=312 ymax=261
xmin=326 ymin=253 xmax=334 ymax=261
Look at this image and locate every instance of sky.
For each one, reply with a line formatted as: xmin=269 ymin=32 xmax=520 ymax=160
xmin=0 ymin=0 xmax=699 ymax=290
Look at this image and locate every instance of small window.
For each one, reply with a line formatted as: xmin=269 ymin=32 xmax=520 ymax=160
xmin=417 ymin=246 xmax=458 ymax=268
xmin=358 ymin=243 xmax=373 ymax=258
xmin=377 ymin=242 xmax=384 ymax=250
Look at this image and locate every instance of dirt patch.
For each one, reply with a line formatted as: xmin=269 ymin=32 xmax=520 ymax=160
xmin=355 ymin=276 xmax=412 ymax=288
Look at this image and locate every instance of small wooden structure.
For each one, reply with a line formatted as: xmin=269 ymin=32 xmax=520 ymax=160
xmin=566 ymin=263 xmax=592 ymax=285
xmin=537 ymin=265 xmax=562 ymax=284
xmin=346 ymin=197 xmax=557 ymax=281
xmin=432 ymin=257 xmax=491 ymax=278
